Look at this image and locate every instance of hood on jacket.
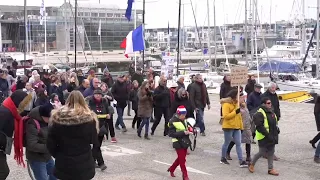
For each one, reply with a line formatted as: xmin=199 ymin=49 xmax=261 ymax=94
xmin=28 ymin=106 xmax=44 ymax=122
xmin=220 ymin=97 xmax=236 ymax=104
xmin=50 ymin=106 xmax=99 ymax=131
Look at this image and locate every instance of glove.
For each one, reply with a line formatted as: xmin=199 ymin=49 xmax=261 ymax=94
xmin=235 ymin=108 xmax=240 ymax=114
xmin=277 ymin=126 xmax=280 ymax=134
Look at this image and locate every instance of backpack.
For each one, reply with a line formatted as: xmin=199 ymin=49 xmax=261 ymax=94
xmin=22 ymin=116 xmax=41 ymax=147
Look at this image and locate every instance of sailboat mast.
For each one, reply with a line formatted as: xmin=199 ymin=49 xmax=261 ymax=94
xmin=317 ymin=0 xmax=320 ymax=78
xmin=206 ymin=0 xmax=211 ymax=70
xmin=250 ymin=0 xmax=254 ymax=65
xmin=134 ymin=1 xmax=137 ymax=71
xmin=301 ymin=0 xmax=306 ymax=56
xmin=213 ymin=0 xmax=217 ymax=71
xmin=176 ymin=0 xmax=182 ymax=75
xmin=64 ymin=0 xmax=68 ymax=63
xmin=142 ymin=0 xmax=145 ymax=72
xmin=23 ymin=0 xmax=27 ymax=71
xmin=44 ymin=11 xmax=47 ymax=65
xmin=244 ymin=0 xmax=248 ymax=66
xmin=74 ymin=0 xmax=78 ymax=70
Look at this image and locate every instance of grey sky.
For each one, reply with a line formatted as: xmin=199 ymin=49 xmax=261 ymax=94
xmin=2 ymin=0 xmax=318 ymax=28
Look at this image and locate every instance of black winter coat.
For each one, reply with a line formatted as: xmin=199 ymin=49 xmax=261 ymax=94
xmin=101 ymin=75 xmax=114 ymax=88
xmin=0 ymin=106 xmax=14 ymax=151
xmin=26 ymin=106 xmax=51 ymax=162
xmin=314 ymin=103 xmax=320 ymax=131
xmin=153 ymin=85 xmax=171 ymax=108
xmin=170 ymin=94 xmax=193 ymax=119
xmin=131 ymin=73 xmax=144 ymax=87
xmin=88 ymin=97 xmax=110 ymax=130
xmin=245 ymin=79 xmax=256 ymax=95
xmin=112 ymin=81 xmax=129 ymax=108
xmin=168 ymin=115 xmax=191 ymax=149
xmin=261 ymin=90 xmax=281 ymax=119
xmin=253 ymin=106 xmax=279 ymax=147
xmin=219 ymin=81 xmax=232 ymax=99
xmin=129 ymin=88 xmax=139 ymax=111
xmin=47 ymin=107 xmax=99 ymax=180
xmin=246 ymin=91 xmax=262 ymax=112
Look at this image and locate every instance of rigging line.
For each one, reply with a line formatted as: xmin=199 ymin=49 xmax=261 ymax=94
xmin=233 ymin=0 xmax=244 ymax=24
xmin=189 ymin=0 xmax=202 ymax=48
xmin=68 ymin=2 xmax=88 ymax=63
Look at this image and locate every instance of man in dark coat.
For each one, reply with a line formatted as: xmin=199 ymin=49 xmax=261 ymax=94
xmin=219 ymin=75 xmax=232 ymax=99
xmin=112 ymin=75 xmax=129 ymax=132
xmin=261 ymin=82 xmax=280 ymax=120
xmin=247 ymin=83 xmax=263 ymax=113
xmin=131 ymin=68 xmax=144 ymax=87
xmin=83 ymin=78 xmax=100 ymax=98
xmin=176 ymin=76 xmax=185 ymax=90
xmin=0 ymin=90 xmax=29 ymax=179
xmin=245 ymin=75 xmax=256 ymax=95
xmin=77 ymin=79 xmax=90 ymax=94
xmin=189 ymin=74 xmax=210 ymax=136
xmin=101 ymin=69 xmax=114 ymax=88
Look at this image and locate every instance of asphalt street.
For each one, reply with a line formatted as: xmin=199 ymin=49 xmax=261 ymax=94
xmin=6 ymin=95 xmax=320 ymax=180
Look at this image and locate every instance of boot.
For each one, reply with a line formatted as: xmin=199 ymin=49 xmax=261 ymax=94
xmin=167 ymin=169 xmax=176 ymax=177
xmin=183 ymin=176 xmax=190 ymax=180
xmin=122 ymin=127 xmax=128 ymax=132
xmin=314 ymin=156 xmax=320 ymax=164
xmin=246 ymin=156 xmax=252 ymax=162
xmin=268 ymin=169 xmax=279 ymax=176
xmin=248 ymin=163 xmax=254 ymax=173
xmin=144 ymin=134 xmax=150 ymax=140
xmin=226 ymin=153 xmax=232 ymax=160
xmin=99 ymin=164 xmax=107 ymax=171
xmin=309 ymin=140 xmax=317 ymax=149
xmin=137 ymin=131 xmax=141 ymax=138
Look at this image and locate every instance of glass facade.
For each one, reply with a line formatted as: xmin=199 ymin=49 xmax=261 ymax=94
xmin=0 ymin=3 xmax=143 ymax=52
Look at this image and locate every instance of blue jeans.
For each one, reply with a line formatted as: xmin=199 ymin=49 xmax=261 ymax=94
xmin=138 ymin=117 xmax=150 ymax=135
xmin=29 ymin=158 xmax=56 ymax=180
xmin=196 ymin=108 xmax=205 ymax=133
xmin=115 ymin=107 xmax=126 ymax=128
xmin=221 ymin=129 xmax=243 ymax=161
xmin=316 ymin=142 xmax=320 ymax=157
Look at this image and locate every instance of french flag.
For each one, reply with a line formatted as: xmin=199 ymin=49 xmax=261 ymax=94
xmin=120 ymin=25 xmax=145 ymax=58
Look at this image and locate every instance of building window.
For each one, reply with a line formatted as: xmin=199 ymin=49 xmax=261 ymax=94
xmin=99 ymin=13 xmax=106 ymax=17
xmin=107 ymin=13 xmax=113 ymax=17
xmin=92 ymin=13 xmax=98 ymax=17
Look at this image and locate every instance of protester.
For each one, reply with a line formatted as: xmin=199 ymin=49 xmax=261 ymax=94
xmin=101 ymin=69 xmax=114 ymax=88
xmin=310 ymin=96 xmax=320 ymax=149
xmin=125 ymin=75 xmax=133 ymax=116
xmin=88 ymin=89 xmax=110 ymax=171
xmin=170 ymin=88 xmax=193 ymax=119
xmin=176 ymin=76 xmax=185 ymax=90
xmin=167 ymin=106 xmax=191 ymax=180
xmin=131 ymin=67 xmax=144 ymax=87
xmin=0 ymin=70 xmax=9 ymax=99
xmin=26 ymin=103 xmax=56 ymax=180
xmin=77 ymin=69 xmax=85 ymax=84
xmin=112 ymin=75 xmax=129 ymax=132
xmin=169 ymin=82 xmax=178 ymax=102
xmin=246 ymin=83 xmax=263 ymax=113
xmin=15 ymin=75 xmax=28 ymax=91
xmin=41 ymin=72 xmax=51 ymax=93
xmin=78 ymin=79 xmax=90 ymax=94
xmin=87 ymin=69 xmax=96 ymax=81
xmin=50 ymin=76 xmax=65 ymax=105
xmin=220 ymin=89 xmax=248 ymax=167
xmin=245 ymin=75 xmax=256 ymax=95
xmin=186 ymin=75 xmax=195 ymax=93
xmin=0 ymin=90 xmax=30 ymax=179
xmin=219 ymin=75 xmax=232 ymax=99
xmin=47 ymin=90 xmax=99 ymax=180
xmin=28 ymin=70 xmax=39 ymax=84
xmin=189 ymin=74 xmax=210 ymax=136
xmin=249 ymin=97 xmax=280 ymax=176
xmin=67 ymin=72 xmax=79 ymax=92
xmin=137 ymin=81 xmax=153 ymax=140
xmin=261 ymin=82 xmax=280 ymax=161
xmin=151 ymin=76 xmax=171 ymax=136
xmin=50 ymin=93 xmax=62 ymax=109
xmin=100 ymin=83 xmax=117 ymax=143
xmin=226 ymin=93 xmax=253 ymax=162
xmin=83 ymin=78 xmax=100 ymax=98
xmin=21 ymin=83 xmax=37 ymax=116
xmin=129 ymin=80 xmax=141 ymax=129
xmin=35 ymin=89 xmax=49 ymax=107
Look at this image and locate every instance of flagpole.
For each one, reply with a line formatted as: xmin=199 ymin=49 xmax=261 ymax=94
xmin=176 ymin=0 xmax=182 ymax=75
xmin=142 ymin=0 xmax=145 ymax=72
xmin=44 ymin=11 xmax=47 ymax=65
xmin=29 ymin=19 xmax=32 ymax=53
xmin=23 ymin=0 xmax=27 ymax=72
xmin=74 ymin=0 xmax=78 ymax=70
xmin=134 ymin=1 xmax=137 ymax=72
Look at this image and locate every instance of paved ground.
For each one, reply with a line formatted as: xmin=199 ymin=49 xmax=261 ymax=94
xmin=6 ymin=95 xmax=320 ymax=180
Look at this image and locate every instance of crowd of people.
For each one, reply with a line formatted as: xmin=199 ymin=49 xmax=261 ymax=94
xmin=0 ymin=65 xmax=318 ymax=180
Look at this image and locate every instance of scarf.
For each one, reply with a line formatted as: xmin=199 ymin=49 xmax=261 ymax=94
xmin=2 ymin=97 xmax=25 ymax=167
xmin=196 ymin=81 xmax=207 ymax=106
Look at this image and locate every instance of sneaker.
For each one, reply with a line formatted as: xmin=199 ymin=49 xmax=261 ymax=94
xmin=248 ymin=163 xmax=254 ymax=173
xmin=310 ymin=140 xmax=317 ymax=149
xmin=200 ymin=132 xmax=206 ymax=136
xmin=99 ymin=164 xmax=107 ymax=171
xmin=115 ymin=126 xmax=120 ymax=130
xmin=246 ymin=157 xmax=252 ymax=162
xmin=314 ymin=156 xmax=320 ymax=164
xmin=239 ymin=161 xmax=248 ymax=168
xmin=273 ymin=155 xmax=280 ymax=161
xmin=144 ymin=135 xmax=150 ymax=140
xmin=226 ymin=154 xmax=232 ymax=160
xmin=111 ymin=137 xmax=117 ymax=143
xmin=220 ymin=157 xmax=230 ymax=165
xmin=268 ymin=169 xmax=279 ymax=176
xmin=122 ymin=128 xmax=128 ymax=132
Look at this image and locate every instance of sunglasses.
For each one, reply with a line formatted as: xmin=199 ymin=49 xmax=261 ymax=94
xmin=266 ymin=102 xmax=272 ymax=105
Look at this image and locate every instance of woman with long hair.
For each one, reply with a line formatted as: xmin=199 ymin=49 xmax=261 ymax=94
xmin=35 ymin=89 xmax=49 ymax=107
xmin=47 ymin=90 xmax=99 ymax=180
xmin=67 ymin=72 xmax=79 ymax=92
xmin=310 ymin=96 xmax=320 ymax=149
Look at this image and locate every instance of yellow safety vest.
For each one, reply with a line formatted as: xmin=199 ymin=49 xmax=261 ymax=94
xmin=255 ymin=108 xmax=278 ymax=141
xmin=170 ymin=120 xmax=187 ymax=143
xmin=97 ymin=114 xmax=108 ymax=119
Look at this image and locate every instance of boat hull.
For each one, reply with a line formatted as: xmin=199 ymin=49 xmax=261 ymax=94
xmin=276 ymin=81 xmax=320 ymax=95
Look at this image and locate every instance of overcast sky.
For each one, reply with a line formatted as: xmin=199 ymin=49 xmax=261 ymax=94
xmin=1 ymin=0 xmax=318 ymax=28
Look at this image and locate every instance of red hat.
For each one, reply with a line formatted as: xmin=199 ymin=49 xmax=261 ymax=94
xmin=176 ymin=105 xmax=187 ymax=115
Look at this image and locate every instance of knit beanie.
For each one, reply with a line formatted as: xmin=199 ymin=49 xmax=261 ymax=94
xmin=176 ymin=106 xmax=187 ymax=115
xmin=39 ymin=103 xmax=54 ymax=118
